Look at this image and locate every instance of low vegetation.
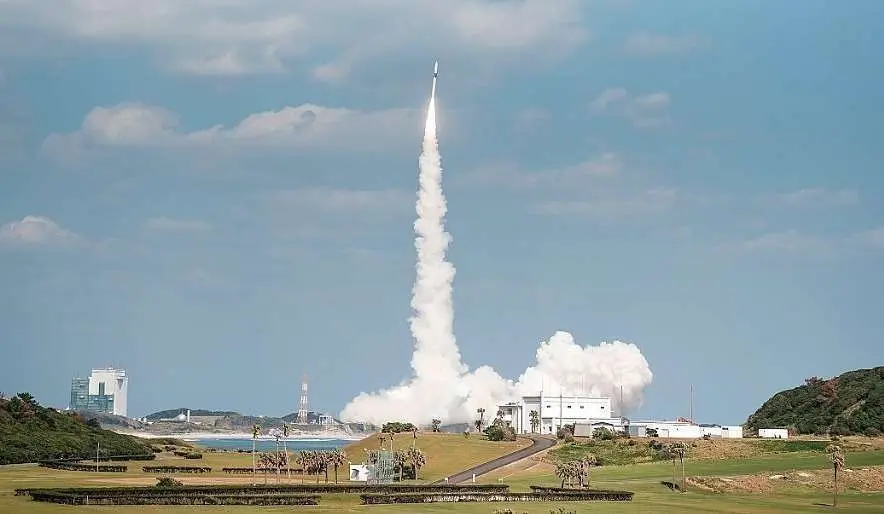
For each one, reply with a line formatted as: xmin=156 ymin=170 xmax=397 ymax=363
xmin=746 ymin=366 xmax=884 ymax=436
xmin=0 ymin=392 xmax=153 ymax=464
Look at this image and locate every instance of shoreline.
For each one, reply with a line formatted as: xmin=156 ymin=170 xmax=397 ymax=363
xmin=115 ymin=430 xmax=366 ymax=442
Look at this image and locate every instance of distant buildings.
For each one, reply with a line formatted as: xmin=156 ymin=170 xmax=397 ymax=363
xmin=498 ymin=393 xmax=744 ymax=439
xmin=69 ymin=368 xmax=129 ymax=417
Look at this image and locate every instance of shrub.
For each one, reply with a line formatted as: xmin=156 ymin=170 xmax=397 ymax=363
xmin=155 ymin=477 xmax=183 ymax=488
xmin=184 ymin=453 xmax=203 ymax=459
xmin=593 ymin=428 xmax=615 ymax=441
xmin=381 ymin=422 xmax=416 ymax=434
xmin=864 ymin=427 xmax=881 ymax=437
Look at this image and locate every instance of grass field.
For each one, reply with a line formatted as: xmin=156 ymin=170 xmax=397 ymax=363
xmin=2 ymin=437 xmax=883 ymax=512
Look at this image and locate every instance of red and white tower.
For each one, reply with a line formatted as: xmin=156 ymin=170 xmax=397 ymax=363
xmin=296 ymin=374 xmax=308 ymax=424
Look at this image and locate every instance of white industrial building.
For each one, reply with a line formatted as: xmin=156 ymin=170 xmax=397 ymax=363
xmin=70 ymin=367 xmax=129 ymax=417
xmin=88 ymin=368 xmax=129 ymax=417
xmin=497 ymin=393 xmax=744 ymax=440
xmin=498 ymin=394 xmax=615 ymax=435
xmin=758 ymin=428 xmax=789 ymax=439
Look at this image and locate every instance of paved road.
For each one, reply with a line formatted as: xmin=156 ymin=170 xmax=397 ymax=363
xmin=433 ymin=435 xmax=556 ymax=485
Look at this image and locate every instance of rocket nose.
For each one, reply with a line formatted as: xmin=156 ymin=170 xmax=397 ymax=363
xmin=434 ymin=61 xmax=438 ymax=73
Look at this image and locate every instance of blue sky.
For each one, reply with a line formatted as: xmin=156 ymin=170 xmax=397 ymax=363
xmin=1 ymin=0 xmax=882 ymax=424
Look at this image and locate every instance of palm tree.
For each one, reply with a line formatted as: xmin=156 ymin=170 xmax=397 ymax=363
xmin=576 ymin=454 xmax=597 ymax=488
xmin=555 ymin=461 xmax=575 ymax=488
xmin=326 ymin=449 xmax=348 ymax=484
xmin=827 ymin=444 xmax=845 ymax=508
xmin=431 ymin=419 xmax=441 ymax=432
xmin=476 ymin=408 xmax=486 ymax=432
xmin=529 ymin=410 xmax=540 ymax=433
xmin=251 ymin=424 xmax=261 ymax=485
xmin=408 ymin=447 xmax=426 ymax=480
xmin=659 ymin=443 xmax=677 ymax=491
xmin=670 ymin=442 xmax=687 ymax=492
xmin=394 ymin=450 xmax=410 ymax=482
xmin=258 ymin=452 xmax=275 ymax=484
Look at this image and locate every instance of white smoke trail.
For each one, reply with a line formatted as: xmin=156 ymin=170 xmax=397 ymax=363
xmin=339 ymin=75 xmax=654 ymax=427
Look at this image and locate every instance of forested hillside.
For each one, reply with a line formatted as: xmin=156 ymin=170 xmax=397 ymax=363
xmin=0 ymin=392 xmax=153 ymax=464
xmin=745 ymin=366 xmax=884 ymax=436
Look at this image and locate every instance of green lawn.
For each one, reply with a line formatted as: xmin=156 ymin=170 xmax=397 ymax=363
xmin=2 ymin=449 xmax=883 ymax=512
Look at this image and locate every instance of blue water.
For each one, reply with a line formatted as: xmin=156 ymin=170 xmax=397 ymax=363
xmin=191 ymin=439 xmax=350 ymax=452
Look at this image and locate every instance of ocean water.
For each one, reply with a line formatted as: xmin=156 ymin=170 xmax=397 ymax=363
xmin=191 ymin=438 xmax=350 ymax=452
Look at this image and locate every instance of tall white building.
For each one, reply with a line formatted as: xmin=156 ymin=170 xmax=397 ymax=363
xmin=498 ymin=394 xmax=614 ymax=435
xmin=70 ymin=368 xmax=128 ymax=417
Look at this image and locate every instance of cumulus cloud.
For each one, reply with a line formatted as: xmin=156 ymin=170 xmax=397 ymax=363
xmin=589 ymin=88 xmax=671 ymax=128
xmin=0 ymin=215 xmax=82 ymax=247
xmin=0 ymin=1 xmax=588 ymax=78
xmin=624 ymin=32 xmax=704 ymax=56
xmin=41 ymin=102 xmax=418 ymax=160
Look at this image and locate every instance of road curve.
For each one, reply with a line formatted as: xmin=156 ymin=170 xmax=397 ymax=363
xmin=433 ymin=435 xmax=556 ymax=485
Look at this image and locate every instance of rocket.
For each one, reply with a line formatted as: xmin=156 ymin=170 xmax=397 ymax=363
xmin=431 ymin=60 xmax=438 ymax=99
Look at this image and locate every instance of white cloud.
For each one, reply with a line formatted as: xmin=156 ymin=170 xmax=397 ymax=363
xmin=533 ymin=187 xmax=681 ymax=219
xmin=624 ymin=32 xmax=704 ymax=56
xmin=458 ymin=153 xmax=621 ymax=189
xmin=272 ymin=187 xmax=412 ymax=214
xmin=772 ymin=188 xmax=859 ymax=208
xmin=0 ymin=215 xmax=82 ymax=247
xmin=0 ymin=1 xmax=588 ymax=77
xmin=41 ymin=102 xmax=419 ymax=159
xmin=851 ymin=226 xmax=884 ymax=249
xmin=589 ymin=88 xmax=671 ymax=128
xmin=738 ymin=230 xmax=830 ymax=253
xmin=143 ymin=217 xmax=213 ymax=233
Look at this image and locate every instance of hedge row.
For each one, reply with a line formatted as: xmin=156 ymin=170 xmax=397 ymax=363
xmin=361 ymin=490 xmax=634 ymax=504
xmin=21 ymin=483 xmax=510 ymax=499
xmin=28 ymin=491 xmax=319 ymax=506
xmin=38 ymin=461 xmax=127 ymax=473
xmin=142 ymin=466 xmax=211 ymax=474
xmin=172 ymin=451 xmax=203 ymax=459
xmin=529 ymin=486 xmax=636 ymax=500
xmin=52 ymin=454 xmax=156 ymax=463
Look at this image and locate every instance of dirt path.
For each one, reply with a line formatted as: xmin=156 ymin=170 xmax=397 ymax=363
xmin=434 ymin=435 xmax=556 ymax=485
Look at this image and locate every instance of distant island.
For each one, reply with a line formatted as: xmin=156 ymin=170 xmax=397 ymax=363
xmin=745 ymin=366 xmax=884 ymax=436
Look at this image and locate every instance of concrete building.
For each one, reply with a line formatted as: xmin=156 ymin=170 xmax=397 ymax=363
xmin=625 ymin=420 xmax=744 ymax=439
xmin=758 ymin=428 xmax=788 ymax=439
xmin=498 ymin=394 xmax=614 ymax=435
xmin=69 ymin=368 xmax=128 ymax=417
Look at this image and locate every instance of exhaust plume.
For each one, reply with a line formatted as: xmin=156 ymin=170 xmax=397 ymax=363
xmin=340 ymin=66 xmax=653 ymax=427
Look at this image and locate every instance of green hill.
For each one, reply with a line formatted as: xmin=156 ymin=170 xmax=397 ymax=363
xmin=745 ymin=366 xmax=884 ymax=436
xmin=144 ymin=408 xmax=241 ymax=420
xmin=0 ymin=392 xmax=154 ymax=465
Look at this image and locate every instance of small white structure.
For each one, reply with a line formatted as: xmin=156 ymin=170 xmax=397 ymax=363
xmin=349 ymin=464 xmax=371 ymax=482
xmin=498 ymin=395 xmax=614 ymax=435
xmin=759 ymin=428 xmax=789 ymax=439
xmin=721 ymin=426 xmax=743 ymax=438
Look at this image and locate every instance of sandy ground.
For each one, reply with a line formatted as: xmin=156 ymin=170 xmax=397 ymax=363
xmin=688 ymin=466 xmax=884 ymax=494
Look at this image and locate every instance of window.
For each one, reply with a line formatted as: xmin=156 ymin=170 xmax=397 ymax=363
xmin=600 ymin=406 xmax=605 ymax=409
xmin=567 ymin=405 xmax=572 ymax=409
xmin=579 ymin=405 xmax=585 ymax=409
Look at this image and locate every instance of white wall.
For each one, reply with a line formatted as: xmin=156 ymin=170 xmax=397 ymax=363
xmin=758 ymin=428 xmax=788 ymax=439
xmin=722 ymin=426 xmax=743 ymax=438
